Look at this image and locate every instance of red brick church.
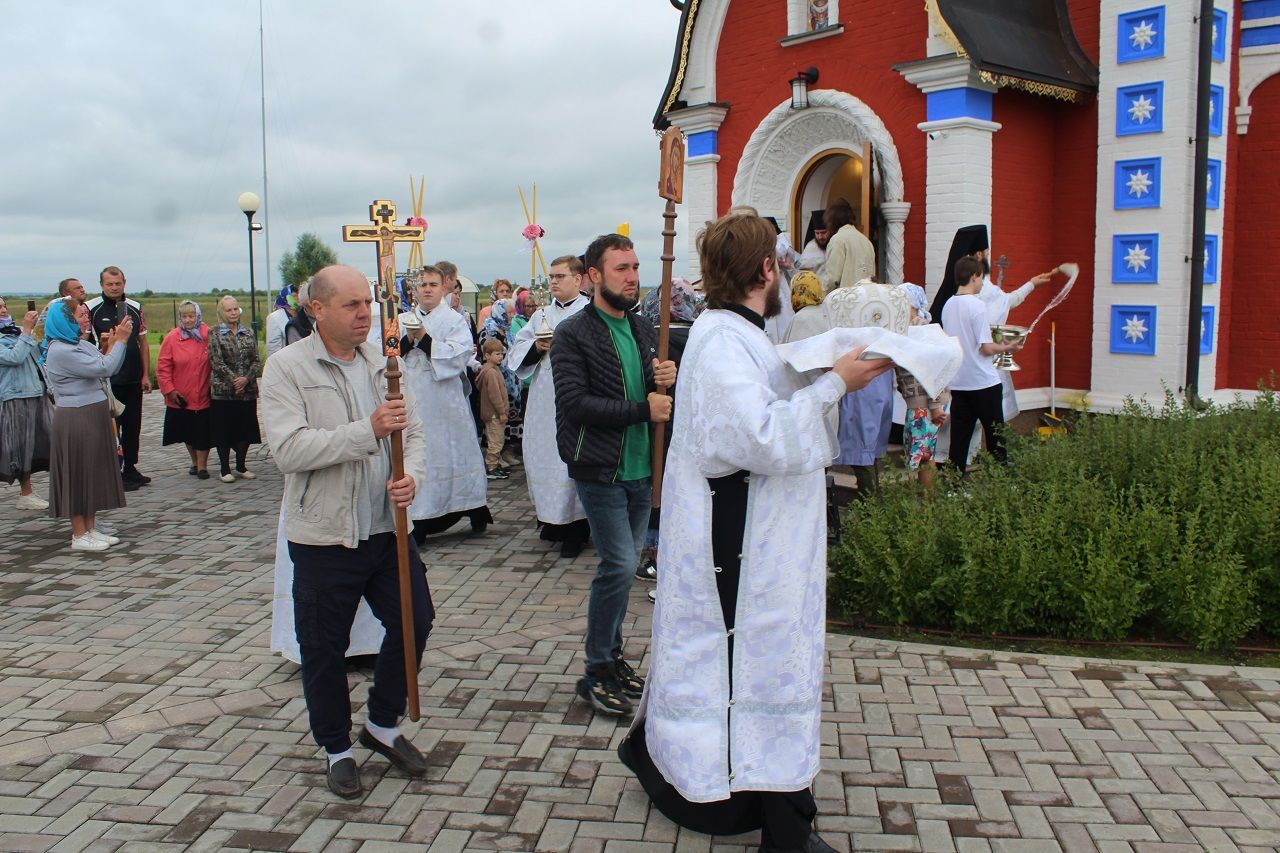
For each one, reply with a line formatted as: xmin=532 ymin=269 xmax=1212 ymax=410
xmin=655 ymin=0 xmax=1278 ymax=408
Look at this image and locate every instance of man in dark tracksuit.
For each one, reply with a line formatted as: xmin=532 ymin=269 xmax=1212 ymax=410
xmin=552 ymin=233 xmax=676 ymax=716
xmin=86 ymin=266 xmax=151 ymax=489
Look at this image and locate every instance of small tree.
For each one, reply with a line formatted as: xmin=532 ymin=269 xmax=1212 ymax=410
xmin=278 ymin=233 xmax=339 ymax=289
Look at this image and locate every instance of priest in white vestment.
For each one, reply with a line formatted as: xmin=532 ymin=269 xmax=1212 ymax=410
xmin=619 ymin=213 xmax=892 ymax=853
xmin=505 ymin=255 xmax=591 ymax=558
xmin=399 ymin=266 xmax=492 ymax=539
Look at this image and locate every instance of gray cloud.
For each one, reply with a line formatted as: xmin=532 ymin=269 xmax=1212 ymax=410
xmin=1 ymin=0 xmax=690 ymax=298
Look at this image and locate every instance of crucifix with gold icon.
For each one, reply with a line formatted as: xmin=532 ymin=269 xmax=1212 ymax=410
xmin=341 ymin=199 xmax=426 ymax=721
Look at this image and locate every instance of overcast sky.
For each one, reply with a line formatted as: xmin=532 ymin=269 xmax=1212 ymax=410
xmin=1 ymin=1 xmax=688 ymax=298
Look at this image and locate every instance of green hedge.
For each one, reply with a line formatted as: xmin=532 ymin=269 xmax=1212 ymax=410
xmin=830 ymin=386 xmax=1280 ymax=652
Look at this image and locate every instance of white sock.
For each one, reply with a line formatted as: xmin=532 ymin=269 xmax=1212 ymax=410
xmin=327 ymin=748 xmax=354 ymax=767
xmin=365 ymin=720 xmax=401 ymax=748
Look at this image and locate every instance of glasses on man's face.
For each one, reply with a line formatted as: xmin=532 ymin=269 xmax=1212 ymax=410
xmin=548 ymin=273 xmax=573 ymax=281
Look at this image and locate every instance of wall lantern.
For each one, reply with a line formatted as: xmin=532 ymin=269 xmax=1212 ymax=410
xmin=790 ymin=67 xmax=819 ymax=110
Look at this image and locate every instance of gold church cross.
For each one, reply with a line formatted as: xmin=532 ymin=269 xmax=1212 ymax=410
xmin=342 ymin=199 xmax=425 ymax=355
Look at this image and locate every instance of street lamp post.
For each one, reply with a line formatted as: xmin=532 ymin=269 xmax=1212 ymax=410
xmin=237 ymin=192 xmax=264 ymax=335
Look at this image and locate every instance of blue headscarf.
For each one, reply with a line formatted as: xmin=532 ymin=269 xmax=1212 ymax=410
xmin=44 ymin=298 xmax=81 ymax=344
xmin=273 ymin=285 xmax=292 ymax=310
xmin=481 ymin=299 xmax=511 ymax=343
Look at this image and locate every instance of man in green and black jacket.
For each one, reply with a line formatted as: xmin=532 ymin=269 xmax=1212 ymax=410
xmin=552 ymin=233 xmax=677 ymax=717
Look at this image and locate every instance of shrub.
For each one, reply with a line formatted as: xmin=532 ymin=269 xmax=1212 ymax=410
xmin=829 ymin=386 xmax=1280 ymax=652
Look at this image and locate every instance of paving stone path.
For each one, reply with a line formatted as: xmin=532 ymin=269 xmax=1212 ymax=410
xmin=1 ymin=395 xmax=1278 ymax=852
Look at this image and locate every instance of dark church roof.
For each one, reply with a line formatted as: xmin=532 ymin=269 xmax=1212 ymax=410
xmin=934 ymin=0 xmax=1098 ymax=101
xmin=653 ymin=0 xmax=1098 ymax=130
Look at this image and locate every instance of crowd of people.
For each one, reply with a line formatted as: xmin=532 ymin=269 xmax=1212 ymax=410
xmin=1 ymin=268 xmax=265 ymax=551
xmin=2 ymin=204 xmax=1060 ymax=853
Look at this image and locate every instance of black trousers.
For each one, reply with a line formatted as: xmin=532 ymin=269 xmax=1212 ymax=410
xmin=948 ymin=383 xmax=1006 ymax=475
xmin=289 ymin=532 xmax=434 ymax=753
xmin=111 ymin=382 xmax=143 ymax=467
xmin=625 ymin=469 xmax=815 ymax=848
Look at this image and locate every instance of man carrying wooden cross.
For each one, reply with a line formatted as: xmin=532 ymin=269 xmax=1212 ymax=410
xmin=261 ymin=264 xmax=434 ymax=799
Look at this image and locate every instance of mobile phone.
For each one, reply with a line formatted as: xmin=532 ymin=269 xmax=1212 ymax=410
xmin=176 ymin=394 xmax=188 ymax=409
xmin=116 ymin=302 xmax=128 ymax=323
xmin=27 ymin=299 xmax=36 ymax=313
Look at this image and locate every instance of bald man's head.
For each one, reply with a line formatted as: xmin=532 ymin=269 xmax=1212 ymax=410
xmin=309 ymin=265 xmax=373 ymax=356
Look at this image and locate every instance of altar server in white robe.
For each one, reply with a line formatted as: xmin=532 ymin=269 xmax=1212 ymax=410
xmin=505 ymin=255 xmax=591 ymax=558
xmin=399 ymin=265 xmax=492 ymax=540
xmin=619 ymin=213 xmax=892 ymax=853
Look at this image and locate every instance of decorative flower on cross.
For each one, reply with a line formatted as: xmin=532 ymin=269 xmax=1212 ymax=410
xmin=1127 ymin=169 xmax=1153 ymax=198
xmin=1129 ymin=94 xmax=1155 ymax=124
xmin=1130 ymin=20 xmax=1157 ymax=51
xmin=1124 ymin=244 xmax=1150 ymax=273
xmin=522 ymin=224 xmax=545 ymax=241
xmin=1123 ymin=314 xmax=1148 ymax=343
xmin=406 ymin=216 xmax=427 ymax=231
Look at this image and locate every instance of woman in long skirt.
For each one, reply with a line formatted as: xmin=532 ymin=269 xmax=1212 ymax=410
xmin=207 ymin=295 xmax=262 ymax=483
xmin=0 ymin=297 xmax=53 ymax=511
xmin=156 ymin=301 xmax=213 ymax=478
xmin=41 ymin=299 xmax=131 ymax=551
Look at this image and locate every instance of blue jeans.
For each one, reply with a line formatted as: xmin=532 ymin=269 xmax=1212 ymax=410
xmin=576 ymin=478 xmax=652 ymax=676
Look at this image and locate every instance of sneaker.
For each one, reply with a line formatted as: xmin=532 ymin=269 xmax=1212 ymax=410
xmin=613 ymin=658 xmax=645 ymax=699
xmin=635 ymin=560 xmax=657 ymax=583
xmin=87 ymin=529 xmax=120 ymax=546
xmin=647 ymin=588 xmax=656 ymax=604
xmin=96 ymin=519 xmax=117 ymax=536
xmin=16 ymin=493 xmax=48 ymax=511
xmin=575 ymin=675 xmax=632 ymax=716
xmin=70 ymin=534 xmax=109 ymax=552
xmin=220 ymin=473 xmax=236 ymax=483
xmin=235 ymin=469 xmax=256 ymax=480
xmin=500 ymin=454 xmax=522 ymax=469
xmin=486 ymin=469 xmax=505 ymax=480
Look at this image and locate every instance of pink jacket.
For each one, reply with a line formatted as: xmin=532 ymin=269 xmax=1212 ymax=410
xmin=156 ymin=325 xmax=212 ymax=411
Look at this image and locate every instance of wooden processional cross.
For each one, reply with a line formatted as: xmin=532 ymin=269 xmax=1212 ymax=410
xmin=342 ymin=200 xmax=426 ymax=721
xmin=651 ymin=127 xmax=685 ymax=508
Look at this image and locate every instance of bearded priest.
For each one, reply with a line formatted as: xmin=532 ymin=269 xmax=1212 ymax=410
xmin=399 ymin=265 xmax=493 ymax=540
xmin=619 ymin=213 xmax=892 ymax=853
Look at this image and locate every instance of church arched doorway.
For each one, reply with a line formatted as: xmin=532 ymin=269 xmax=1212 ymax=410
xmin=790 ymin=146 xmax=878 ymax=257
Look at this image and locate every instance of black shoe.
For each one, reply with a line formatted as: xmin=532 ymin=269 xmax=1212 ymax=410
xmin=486 ymin=469 xmax=504 ymax=480
xmin=560 ymin=539 xmax=584 ymax=559
xmin=635 ymin=561 xmax=657 ymax=583
xmin=613 ymin=657 xmax=644 ymax=699
xmin=196 ymin=470 xmax=210 ymax=480
xmin=575 ymin=675 xmax=632 ymax=716
xmin=187 ymin=466 xmax=198 ymax=476
xmin=125 ymin=467 xmax=152 ymax=485
xmin=122 ymin=479 xmax=141 ymax=492
xmin=358 ymin=728 xmax=429 ymax=778
xmin=759 ymin=833 xmax=839 ymax=853
xmin=326 ymin=756 xmax=362 ymax=799
xmin=471 ymin=518 xmax=489 ymax=534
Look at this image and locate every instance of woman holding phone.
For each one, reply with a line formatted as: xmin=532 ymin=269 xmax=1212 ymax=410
xmin=156 ymin=301 xmax=213 ymax=478
xmin=43 ymin=299 xmax=131 ymax=551
xmin=0 ymin=296 xmax=54 ymax=511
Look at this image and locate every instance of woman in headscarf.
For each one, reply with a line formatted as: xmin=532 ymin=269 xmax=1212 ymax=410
xmin=476 ymin=279 xmax=514 ymax=329
xmin=510 ymin=288 xmax=537 ymax=338
xmin=781 ymin=270 xmax=827 ymax=343
xmin=0 ymin=296 xmax=53 ymax=511
xmin=265 ymin=283 xmax=298 ymax=359
xmin=207 ymin=295 xmax=262 ymax=484
xmin=156 ymin=300 xmax=213 ymax=478
xmin=42 ymin=299 xmax=132 ymax=551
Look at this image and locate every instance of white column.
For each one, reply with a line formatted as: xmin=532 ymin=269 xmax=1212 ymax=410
xmin=916 ymin=117 xmax=1000 ymax=295
xmin=897 ymin=57 xmax=1000 ymax=297
xmin=879 ymin=201 xmax=912 ymax=284
xmin=667 ymin=104 xmax=729 ymax=280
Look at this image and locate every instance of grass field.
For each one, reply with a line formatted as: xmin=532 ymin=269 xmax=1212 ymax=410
xmin=132 ymin=293 xmax=270 ymax=383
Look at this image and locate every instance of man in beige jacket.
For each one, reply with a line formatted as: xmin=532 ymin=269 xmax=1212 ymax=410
xmin=261 ymin=265 xmax=432 ymax=800
xmin=820 ymin=198 xmax=877 ymax=292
